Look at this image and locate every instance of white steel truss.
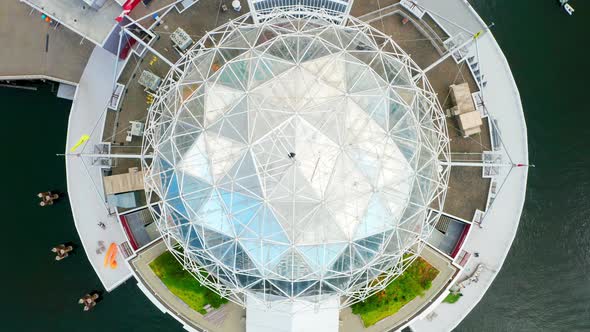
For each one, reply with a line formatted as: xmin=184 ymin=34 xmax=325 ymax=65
xmin=247 ymin=1 xmax=354 ymax=24
xmin=141 ymin=8 xmax=450 ymax=308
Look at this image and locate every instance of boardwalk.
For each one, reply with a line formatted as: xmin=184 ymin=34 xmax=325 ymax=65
xmin=407 ymin=0 xmax=529 ymax=330
xmin=65 ymin=46 xmax=132 ymax=291
xmin=0 ymin=1 xmax=92 ymax=84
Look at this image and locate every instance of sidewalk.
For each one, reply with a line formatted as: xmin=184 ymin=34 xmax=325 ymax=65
xmin=0 ymin=1 xmax=92 ymax=84
xmin=409 ymin=1 xmax=529 ymax=330
xmin=65 ymin=46 xmax=132 ymax=291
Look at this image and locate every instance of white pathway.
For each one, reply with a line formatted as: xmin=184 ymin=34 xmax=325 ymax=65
xmin=65 ymin=46 xmax=132 ymax=291
xmin=21 ymin=0 xmax=120 ymax=45
xmin=408 ymin=1 xmax=529 ymax=331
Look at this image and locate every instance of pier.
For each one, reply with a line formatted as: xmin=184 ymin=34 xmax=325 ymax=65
xmin=0 ymin=2 xmax=92 ymax=84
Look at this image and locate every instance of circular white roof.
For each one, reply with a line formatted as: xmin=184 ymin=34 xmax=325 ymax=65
xmin=143 ymin=12 xmax=450 ymax=305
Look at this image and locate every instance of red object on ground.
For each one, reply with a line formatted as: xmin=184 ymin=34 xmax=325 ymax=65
xmin=115 ymin=0 xmax=142 ymax=22
xmin=103 ymin=243 xmax=119 ymax=269
xmin=458 ymin=251 xmax=471 ymax=267
xmin=119 ymin=215 xmax=139 ymax=250
xmin=450 ymin=223 xmax=471 ymax=258
xmin=119 ymin=38 xmax=137 ymax=60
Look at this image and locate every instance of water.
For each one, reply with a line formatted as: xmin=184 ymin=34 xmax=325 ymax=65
xmin=0 ymin=85 xmax=175 ymax=331
xmin=457 ymin=1 xmax=590 ymax=331
xmin=1 ymin=1 xmax=589 ymax=331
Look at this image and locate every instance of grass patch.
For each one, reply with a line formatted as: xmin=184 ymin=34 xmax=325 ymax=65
xmin=149 ymin=251 xmax=227 ymax=314
xmin=443 ymin=292 xmax=462 ymax=304
xmin=351 ymin=257 xmax=439 ymax=327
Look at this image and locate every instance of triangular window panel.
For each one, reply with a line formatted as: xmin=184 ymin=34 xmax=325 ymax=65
xmin=300 ymin=38 xmax=334 ymax=62
xmin=393 ymin=136 xmax=418 ymax=163
xmin=216 ymin=65 xmax=245 ymax=91
xmin=219 ymin=152 xmax=263 ymax=198
xmin=198 ymin=192 xmax=235 ymax=237
xmin=331 ymin=246 xmax=352 ymax=273
xmin=266 ymin=38 xmax=296 ymax=63
xmin=164 ymin=172 xmax=180 ymax=199
xmin=177 ymin=134 xmax=212 ymax=182
xmin=174 ymin=131 xmax=201 ymax=157
xmin=352 ymin=243 xmax=378 ymax=266
xmin=345 ymin=61 xmax=367 ymax=92
xmin=257 ymin=52 xmax=294 ymax=81
xmin=167 ymin=197 xmax=189 ymax=218
xmin=181 ymin=173 xmax=211 ymax=196
xmin=322 ymin=278 xmax=347 ymax=293
xmin=204 ymin=84 xmax=244 ymax=125
xmin=350 ymin=69 xmax=382 ymax=94
xmin=388 ymin=100 xmax=409 ymax=131
xmin=293 ymin=280 xmax=318 ymax=297
xmin=235 ymin=243 xmax=259 ymax=272
xmin=318 ymin=27 xmax=342 ymax=48
xmin=221 ymin=30 xmax=251 ymax=49
xmin=295 ymin=36 xmax=314 ymax=62
xmin=208 ymin=97 xmax=249 ymax=144
xmin=299 ymin=243 xmax=347 ymax=271
xmin=240 ymin=239 xmax=263 ymax=269
xmin=157 ymin=139 xmax=177 ymax=166
xmin=219 ymin=188 xmax=262 ymax=215
xmin=263 ymin=243 xmax=290 ymax=270
xmin=262 ymin=208 xmax=290 ymax=244
xmin=182 ymin=180 xmax=212 ymax=217
xmin=354 ymin=194 xmax=392 ymax=240
xmin=187 ymin=225 xmax=204 ymax=250
xmin=201 ymin=228 xmax=233 ymax=249
xmin=202 ymin=133 xmax=247 ymax=182
xmin=182 ymin=95 xmax=206 ymax=125
xmin=185 ymin=51 xmax=214 ymax=83
xmin=232 ymin=203 xmax=261 ymax=238
xmin=209 ymin=241 xmax=236 ymax=267
xmin=226 ymin=97 xmax=249 ymax=133
xmin=355 ymin=232 xmax=388 ymax=253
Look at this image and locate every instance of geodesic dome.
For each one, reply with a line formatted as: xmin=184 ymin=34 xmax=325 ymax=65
xmin=143 ymin=11 xmax=450 ymax=306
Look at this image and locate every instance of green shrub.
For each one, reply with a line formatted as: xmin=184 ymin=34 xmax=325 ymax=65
xmin=443 ymin=292 xmax=462 ymax=304
xmin=149 ymin=251 xmax=228 ymax=313
xmin=350 ymin=257 xmax=439 ymax=327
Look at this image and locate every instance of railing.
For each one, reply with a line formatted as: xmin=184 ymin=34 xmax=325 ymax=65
xmin=357 ymin=3 xmax=446 ymax=56
xmin=130 ymin=240 xmax=209 ymax=332
xmin=386 ymin=267 xmax=461 ymax=332
xmin=247 ymin=0 xmax=353 ymax=23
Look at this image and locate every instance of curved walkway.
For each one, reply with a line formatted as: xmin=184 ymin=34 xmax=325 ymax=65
xmin=408 ymin=1 xmax=529 ymax=331
xmin=130 ymin=240 xmax=246 ymax=332
xmin=0 ymin=1 xmax=92 ymax=84
xmin=65 ymin=46 xmax=132 ymax=291
xmin=340 ymin=246 xmax=458 ymax=332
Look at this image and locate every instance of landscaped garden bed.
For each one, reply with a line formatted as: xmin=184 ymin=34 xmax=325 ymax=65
xmin=149 ymin=250 xmax=227 ymax=314
xmin=351 ymin=257 xmax=439 ymax=327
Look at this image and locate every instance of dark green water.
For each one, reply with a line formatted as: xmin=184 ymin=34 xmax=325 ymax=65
xmin=0 ymin=85 xmax=176 ymax=331
xmin=457 ymin=1 xmax=590 ymax=331
xmin=1 ymin=1 xmax=589 ymax=331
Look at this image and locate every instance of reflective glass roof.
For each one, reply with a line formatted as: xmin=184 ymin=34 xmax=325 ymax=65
xmin=143 ymin=12 xmax=449 ymax=305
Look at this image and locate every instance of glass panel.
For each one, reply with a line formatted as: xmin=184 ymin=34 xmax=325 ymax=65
xmin=198 ymin=192 xmax=235 ymax=237
xmin=187 ymin=224 xmax=203 ymax=249
xmin=235 ymin=243 xmax=259 ymax=272
xmin=331 ymin=246 xmax=351 ymax=273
